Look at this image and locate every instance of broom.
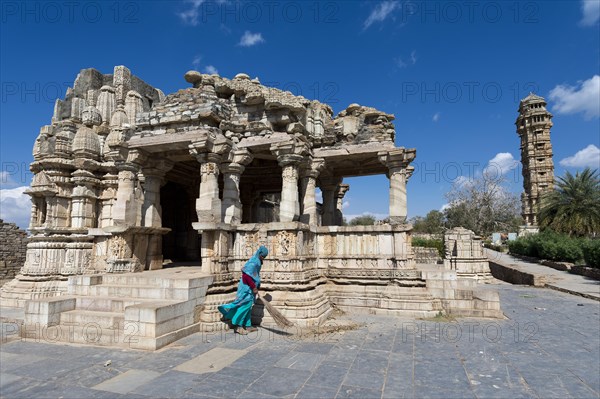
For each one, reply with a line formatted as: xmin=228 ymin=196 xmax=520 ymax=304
xmin=257 ymin=294 xmax=294 ymax=328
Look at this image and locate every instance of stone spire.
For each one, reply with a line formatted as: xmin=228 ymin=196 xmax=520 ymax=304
xmin=516 ymin=93 xmax=554 ymax=226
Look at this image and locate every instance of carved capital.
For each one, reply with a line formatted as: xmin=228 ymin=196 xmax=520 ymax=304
xmin=189 ymin=131 xmax=232 ymax=162
xmin=270 ymin=136 xmax=310 ymax=160
xmin=336 ymin=184 xmax=350 ymax=199
xmin=277 ymin=154 xmax=304 ymax=167
xmin=378 ymin=148 xmax=416 ymax=171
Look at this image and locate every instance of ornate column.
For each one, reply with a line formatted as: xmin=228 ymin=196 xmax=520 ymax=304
xmin=335 ymin=183 xmax=350 ymax=226
xmin=378 ymin=148 xmax=416 ymax=224
xmin=271 ymin=140 xmax=309 ymax=223
xmin=279 ymin=155 xmax=303 ymax=222
xmin=70 ymin=169 xmax=99 ymax=229
xmin=189 ymin=135 xmax=231 ymax=223
xmin=141 ymin=159 xmax=173 ymax=227
xmin=221 ymin=149 xmax=253 ymax=224
xmin=320 ymin=177 xmax=342 ymax=226
xmin=300 ymin=158 xmax=325 ymax=224
xmin=110 ymin=149 xmax=146 ymax=227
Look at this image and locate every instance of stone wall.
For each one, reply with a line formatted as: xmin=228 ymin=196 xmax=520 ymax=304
xmin=414 ymin=247 xmax=442 ymax=264
xmin=0 ymin=219 xmax=28 ymax=286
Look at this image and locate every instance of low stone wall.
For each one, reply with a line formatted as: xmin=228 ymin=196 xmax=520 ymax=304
xmin=413 ymin=247 xmax=441 ymax=264
xmin=570 ymin=266 xmax=600 ymax=281
xmin=0 ymin=220 xmax=28 ymax=287
xmin=488 ymin=260 xmax=539 ymax=286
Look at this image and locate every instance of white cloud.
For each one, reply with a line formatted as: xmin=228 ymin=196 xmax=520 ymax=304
xmin=178 ymin=0 xmax=205 ymax=26
xmin=410 ymin=50 xmax=417 ymax=64
xmin=453 ymin=175 xmax=474 ymax=188
xmin=560 ymin=144 xmax=600 ymax=168
xmin=485 ymin=153 xmax=518 ymax=177
xmin=342 ymin=201 xmax=350 ymax=209
xmin=192 ymin=55 xmax=202 ymax=69
xmin=0 ymin=186 xmax=31 ymax=229
xmin=204 ymin=65 xmax=219 ymax=75
xmin=239 ymin=31 xmax=265 ymax=47
xmin=432 ymin=112 xmax=441 ymax=122
xmin=439 ymin=203 xmax=452 ymax=212
xmin=395 ymin=50 xmax=417 ymax=68
xmin=581 ymin=0 xmax=600 ymax=26
xmin=364 ymin=1 xmax=399 ymax=29
xmin=549 ymin=75 xmax=600 ymax=119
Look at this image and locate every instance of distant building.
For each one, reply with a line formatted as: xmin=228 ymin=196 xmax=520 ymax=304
xmin=516 ymin=93 xmax=554 ymax=226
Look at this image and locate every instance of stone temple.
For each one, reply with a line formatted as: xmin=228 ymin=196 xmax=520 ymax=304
xmin=1 ymin=66 xmax=500 ymax=349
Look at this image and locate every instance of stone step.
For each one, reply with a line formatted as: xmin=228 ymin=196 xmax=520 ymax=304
xmin=330 ymin=296 xmax=441 ymax=311
xmin=60 ymin=309 xmax=124 ymax=329
xmin=70 ymin=284 xmax=198 ymax=301
xmin=99 ymin=270 xmax=211 ymax=289
xmin=75 ymin=296 xmax=179 ymax=313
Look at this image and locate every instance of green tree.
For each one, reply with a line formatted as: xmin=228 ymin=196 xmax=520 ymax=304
xmin=412 ymin=210 xmax=445 ymax=234
xmin=444 ymin=174 xmax=522 ymax=237
xmin=538 ymin=168 xmax=600 ymax=237
xmin=348 ymin=214 xmax=377 ymax=226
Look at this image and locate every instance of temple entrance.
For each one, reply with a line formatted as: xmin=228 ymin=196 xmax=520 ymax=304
xmin=240 ymin=158 xmax=282 ymax=223
xmin=161 ymin=179 xmax=200 ymax=263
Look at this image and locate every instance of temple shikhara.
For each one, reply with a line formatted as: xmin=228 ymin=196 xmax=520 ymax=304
xmin=1 ymin=66 xmax=500 ymax=349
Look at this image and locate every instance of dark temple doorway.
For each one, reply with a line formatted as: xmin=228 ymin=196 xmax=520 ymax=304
xmin=160 ymin=180 xmax=200 ymax=263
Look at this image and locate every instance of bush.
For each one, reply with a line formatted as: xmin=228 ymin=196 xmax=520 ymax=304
xmin=412 ymin=237 xmax=445 ymax=258
xmin=508 ymin=230 xmax=584 ymax=263
xmin=582 ymin=240 xmax=600 ymax=268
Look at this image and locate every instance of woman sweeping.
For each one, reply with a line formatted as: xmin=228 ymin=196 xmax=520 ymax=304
xmin=218 ymin=245 xmax=268 ymax=335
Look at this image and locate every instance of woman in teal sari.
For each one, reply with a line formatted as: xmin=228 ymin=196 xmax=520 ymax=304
xmin=218 ymin=246 xmax=268 ymax=334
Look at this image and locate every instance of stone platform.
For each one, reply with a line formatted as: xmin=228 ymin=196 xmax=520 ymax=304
xmin=20 ymin=267 xmax=213 ymax=350
xmin=1 ymin=284 xmax=598 ymax=398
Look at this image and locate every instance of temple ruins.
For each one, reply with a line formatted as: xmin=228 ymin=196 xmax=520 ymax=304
xmin=1 ymin=66 xmax=500 ymax=349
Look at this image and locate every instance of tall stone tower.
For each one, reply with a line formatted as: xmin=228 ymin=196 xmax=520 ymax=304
xmin=516 ymin=93 xmax=554 ymax=226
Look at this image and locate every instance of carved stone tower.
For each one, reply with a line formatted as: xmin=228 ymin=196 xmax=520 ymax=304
xmin=516 ymin=93 xmax=554 ymax=226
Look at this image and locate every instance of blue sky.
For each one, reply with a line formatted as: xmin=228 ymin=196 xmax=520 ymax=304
xmin=1 ymin=0 xmax=599 ymax=229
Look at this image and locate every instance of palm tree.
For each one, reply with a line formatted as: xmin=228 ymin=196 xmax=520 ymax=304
xmin=538 ymin=168 xmax=600 ymax=236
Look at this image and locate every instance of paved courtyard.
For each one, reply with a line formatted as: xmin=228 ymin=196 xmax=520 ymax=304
xmin=1 ymin=283 xmax=599 ymax=399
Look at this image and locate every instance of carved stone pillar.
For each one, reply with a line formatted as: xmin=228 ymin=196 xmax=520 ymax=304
xmin=70 ymin=169 xmax=99 ymax=229
xmin=189 ymin=135 xmax=231 ymax=224
xmin=194 ymin=152 xmax=221 ymax=222
xmin=379 ymin=148 xmax=416 ymax=224
xmin=300 ymin=158 xmax=325 ymax=224
xmin=141 ymin=159 xmax=173 ymax=227
xmin=335 ymin=183 xmax=350 ymax=226
xmin=112 ymin=162 xmax=138 ymax=226
xmin=99 ymin=173 xmax=118 ymax=228
xmin=278 ymin=154 xmax=304 ymax=222
xmin=320 ymin=177 xmax=342 ymax=226
xmin=221 ymin=149 xmax=252 ymax=224
xmin=271 ymin=139 xmax=309 ymax=223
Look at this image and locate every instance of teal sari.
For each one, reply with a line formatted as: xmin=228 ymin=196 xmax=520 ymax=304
xmin=218 ymin=246 xmax=268 ymax=328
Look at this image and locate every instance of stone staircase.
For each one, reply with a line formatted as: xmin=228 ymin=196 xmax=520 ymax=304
xmin=21 ymin=267 xmax=213 ymax=350
xmin=418 ymin=265 xmax=503 ymax=318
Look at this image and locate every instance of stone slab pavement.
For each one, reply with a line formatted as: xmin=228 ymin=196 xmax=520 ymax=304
xmin=487 ymin=249 xmax=600 ymax=301
xmin=1 ymin=284 xmax=599 ymax=398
